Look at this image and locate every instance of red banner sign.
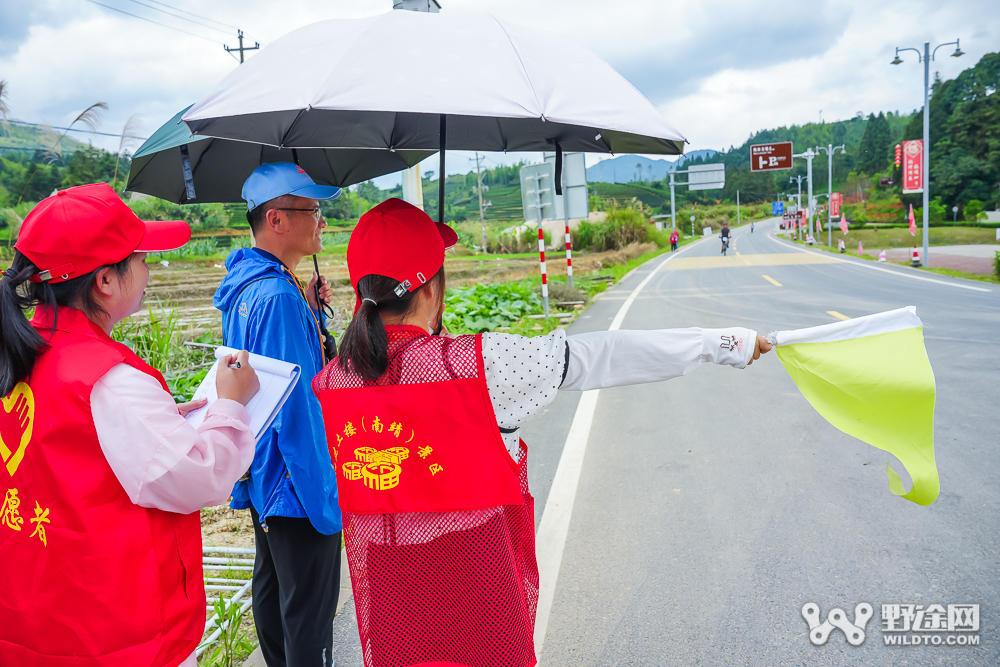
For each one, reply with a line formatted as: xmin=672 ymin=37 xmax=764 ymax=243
xmin=830 ymin=193 xmax=842 ymax=217
xmin=902 ymin=140 xmax=923 ymax=194
xmin=750 ymin=142 xmax=794 ymax=172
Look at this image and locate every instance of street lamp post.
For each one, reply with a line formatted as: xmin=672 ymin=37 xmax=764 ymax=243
xmin=892 ymin=39 xmax=963 ymax=268
xmin=816 ymin=144 xmax=846 ymax=248
xmin=793 ymin=149 xmax=818 ymax=240
xmin=790 ymin=175 xmax=806 ymax=240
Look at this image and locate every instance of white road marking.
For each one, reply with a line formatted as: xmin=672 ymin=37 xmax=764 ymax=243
xmin=533 ymin=239 xmax=702 ymax=661
xmin=767 ymin=232 xmax=992 ymax=293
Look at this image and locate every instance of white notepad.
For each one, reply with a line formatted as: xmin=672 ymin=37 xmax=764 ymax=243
xmin=184 ymin=346 xmax=301 ymax=441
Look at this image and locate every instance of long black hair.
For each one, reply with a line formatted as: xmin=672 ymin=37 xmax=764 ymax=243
xmin=338 ymin=267 xmax=445 ymax=381
xmin=0 ymin=250 xmax=132 ymax=396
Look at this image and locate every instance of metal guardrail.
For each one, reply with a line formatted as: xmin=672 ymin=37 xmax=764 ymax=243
xmin=198 ymin=546 xmax=255 ymax=657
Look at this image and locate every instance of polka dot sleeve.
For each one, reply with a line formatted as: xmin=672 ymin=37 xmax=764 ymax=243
xmin=481 ymin=331 xmax=568 ymax=458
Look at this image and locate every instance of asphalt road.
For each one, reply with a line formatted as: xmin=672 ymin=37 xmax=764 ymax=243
xmin=526 ymin=219 xmax=999 ymax=666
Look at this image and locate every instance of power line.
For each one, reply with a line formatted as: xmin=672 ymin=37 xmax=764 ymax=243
xmin=123 ymin=0 xmax=231 ymax=35
xmin=82 ymin=0 xmax=218 ymax=43
xmin=7 ymin=119 xmax=148 ymax=141
xmin=142 ymin=0 xmax=238 ymax=31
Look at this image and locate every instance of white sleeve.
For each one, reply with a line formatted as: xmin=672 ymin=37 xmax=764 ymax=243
xmin=91 ymin=363 xmax=256 ymax=514
xmin=481 ymin=331 xmax=569 ymax=457
xmin=560 ymin=327 xmax=757 ymax=391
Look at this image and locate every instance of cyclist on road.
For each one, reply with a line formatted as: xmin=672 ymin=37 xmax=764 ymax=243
xmin=720 ymin=222 xmax=731 ymax=255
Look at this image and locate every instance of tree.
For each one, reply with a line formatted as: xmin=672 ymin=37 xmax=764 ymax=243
xmin=964 ymin=199 xmax=986 ymax=221
xmin=857 ymin=112 xmax=891 ymax=175
xmin=63 ymin=145 xmax=117 ymax=188
xmin=902 ymin=51 xmax=1000 ymax=213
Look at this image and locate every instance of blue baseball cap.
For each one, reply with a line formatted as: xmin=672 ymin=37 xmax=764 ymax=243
xmin=242 ymin=162 xmax=342 ymax=211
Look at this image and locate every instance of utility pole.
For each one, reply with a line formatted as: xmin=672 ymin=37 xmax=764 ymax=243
xmin=474 ymin=152 xmax=488 ymax=252
xmin=669 ymin=171 xmax=676 ymax=232
xmin=224 ymin=30 xmax=259 ymax=63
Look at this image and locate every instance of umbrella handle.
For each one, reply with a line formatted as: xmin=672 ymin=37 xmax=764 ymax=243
xmin=312 ymin=254 xmax=337 ymax=364
xmin=438 ymin=114 xmax=446 ymax=224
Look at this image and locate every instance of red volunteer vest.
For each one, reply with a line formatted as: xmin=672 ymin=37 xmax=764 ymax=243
xmin=0 ymin=306 xmax=204 ymax=666
xmin=313 ymin=328 xmax=538 ymax=667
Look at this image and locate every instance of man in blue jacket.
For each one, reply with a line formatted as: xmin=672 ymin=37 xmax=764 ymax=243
xmin=215 ymin=163 xmax=341 ymax=666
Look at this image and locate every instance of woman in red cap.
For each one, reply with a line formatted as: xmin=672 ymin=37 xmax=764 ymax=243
xmin=0 ymin=183 xmax=260 ymax=666
xmin=313 ymin=198 xmax=770 ymax=667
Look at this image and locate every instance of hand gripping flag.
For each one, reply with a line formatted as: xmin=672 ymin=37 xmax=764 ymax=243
xmin=768 ymin=307 xmax=938 ymax=505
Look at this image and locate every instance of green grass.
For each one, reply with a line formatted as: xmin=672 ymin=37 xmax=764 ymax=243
xmin=805 ymin=225 xmax=997 ymax=251
xmin=919 ymin=266 xmax=999 ymax=284
xmin=787 ymin=236 xmax=1000 ymax=285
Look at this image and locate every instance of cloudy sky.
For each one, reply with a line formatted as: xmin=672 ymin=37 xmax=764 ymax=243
xmin=1 ymin=0 xmax=996 ymax=186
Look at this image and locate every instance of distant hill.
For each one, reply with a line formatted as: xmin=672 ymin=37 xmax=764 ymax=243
xmin=0 ymin=121 xmax=92 ymax=156
xmin=586 ymin=149 xmax=718 ymax=184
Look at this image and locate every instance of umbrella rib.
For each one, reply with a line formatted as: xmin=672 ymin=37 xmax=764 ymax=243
xmin=485 ymin=13 xmax=544 ymax=119
xmin=278 ymin=108 xmax=309 ymax=149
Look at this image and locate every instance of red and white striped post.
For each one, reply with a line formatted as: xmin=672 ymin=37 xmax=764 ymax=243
xmin=538 ymin=226 xmax=549 ymax=318
xmin=564 ymin=223 xmax=573 ymax=288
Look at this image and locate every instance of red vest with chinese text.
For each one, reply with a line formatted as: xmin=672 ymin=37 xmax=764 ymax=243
xmin=0 ymin=306 xmax=204 ymax=667
xmin=313 ymin=327 xmax=538 ymax=667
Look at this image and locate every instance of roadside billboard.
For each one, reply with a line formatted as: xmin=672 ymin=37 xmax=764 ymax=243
xmin=687 ymin=163 xmax=725 ymax=190
xmin=902 ymin=140 xmax=923 ymax=194
xmin=830 ymin=193 xmax=841 ymax=217
xmin=750 ymin=142 xmax=794 ymax=172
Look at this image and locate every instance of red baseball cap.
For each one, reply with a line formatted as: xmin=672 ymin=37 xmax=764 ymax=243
xmin=347 ymin=198 xmax=457 ymax=311
xmin=16 ymin=183 xmax=191 ymax=283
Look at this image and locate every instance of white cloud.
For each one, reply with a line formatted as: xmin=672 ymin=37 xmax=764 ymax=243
xmin=1 ymin=0 xmax=995 ymax=187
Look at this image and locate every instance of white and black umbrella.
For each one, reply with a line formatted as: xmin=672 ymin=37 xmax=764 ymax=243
xmin=126 ymin=107 xmax=433 ymax=204
xmin=181 ymin=10 xmax=687 ymax=222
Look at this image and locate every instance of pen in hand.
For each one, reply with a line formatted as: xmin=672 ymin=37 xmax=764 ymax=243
xmin=217 ymin=350 xmax=260 ymax=405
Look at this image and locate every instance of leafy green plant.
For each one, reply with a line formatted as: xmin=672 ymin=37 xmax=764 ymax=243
xmin=198 ymin=595 xmax=257 ymax=667
xmin=443 ymin=281 xmax=543 ymax=334
xmin=964 ymin=200 xmax=986 ymax=222
xmin=994 ymin=251 xmax=1000 ymax=282
xmin=112 ymin=303 xmax=178 ymax=372
xmin=573 ymin=200 xmax=649 ymax=251
xmin=168 ymin=367 xmax=210 ymax=402
xmin=150 ymin=238 xmax=218 ymax=260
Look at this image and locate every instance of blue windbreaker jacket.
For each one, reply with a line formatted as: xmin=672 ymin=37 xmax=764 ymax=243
xmin=213 ymin=248 xmax=341 ymax=535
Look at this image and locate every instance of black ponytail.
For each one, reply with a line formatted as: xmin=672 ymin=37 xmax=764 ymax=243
xmin=0 ymin=251 xmax=133 ymax=396
xmin=338 ymin=267 xmax=445 ymax=381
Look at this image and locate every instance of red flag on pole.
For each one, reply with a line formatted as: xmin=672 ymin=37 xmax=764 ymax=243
xmin=839 ymin=214 xmax=849 ymax=235
xmin=908 ymin=204 xmax=917 ymax=236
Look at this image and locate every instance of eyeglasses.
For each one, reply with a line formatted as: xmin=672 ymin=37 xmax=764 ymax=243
xmin=274 ymin=207 xmax=323 ymax=221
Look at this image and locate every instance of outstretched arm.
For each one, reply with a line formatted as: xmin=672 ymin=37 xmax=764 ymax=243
xmin=561 ymin=327 xmax=766 ymax=392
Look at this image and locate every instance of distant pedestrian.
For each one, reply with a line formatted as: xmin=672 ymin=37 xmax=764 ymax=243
xmin=750 ymin=221 xmax=755 ymax=233
xmin=669 ymin=230 xmax=679 ymax=251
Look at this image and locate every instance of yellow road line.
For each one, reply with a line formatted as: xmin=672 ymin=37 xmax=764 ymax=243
xmin=827 ymin=311 xmax=851 ymax=321
xmin=762 ymin=275 xmax=782 ymax=287
xmin=664 ymin=253 xmax=838 ymax=270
